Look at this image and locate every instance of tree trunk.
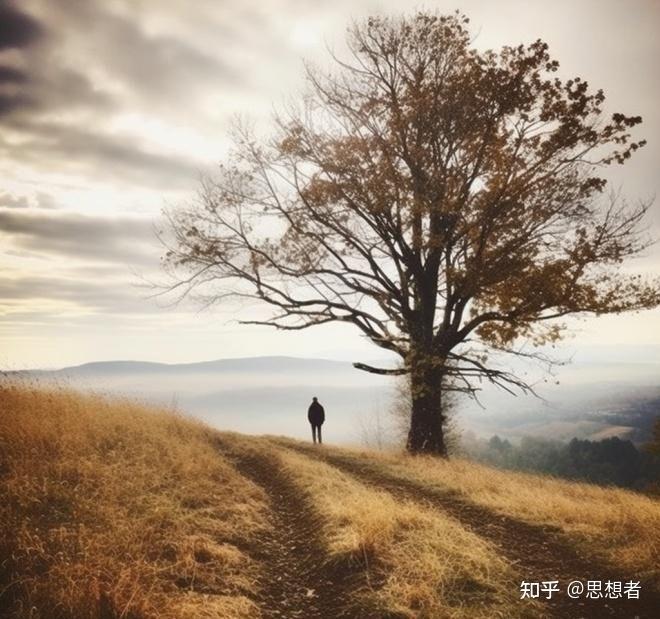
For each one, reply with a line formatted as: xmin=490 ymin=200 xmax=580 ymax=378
xmin=406 ymin=362 xmax=447 ymax=457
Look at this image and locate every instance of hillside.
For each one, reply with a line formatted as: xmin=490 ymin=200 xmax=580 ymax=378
xmin=1 ymin=387 xmax=659 ymax=618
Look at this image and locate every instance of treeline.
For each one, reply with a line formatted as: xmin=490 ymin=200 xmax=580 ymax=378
xmin=462 ymin=434 xmax=660 ymax=491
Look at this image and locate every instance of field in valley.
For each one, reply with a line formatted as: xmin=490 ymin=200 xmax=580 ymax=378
xmin=1 ymin=385 xmax=659 ymax=618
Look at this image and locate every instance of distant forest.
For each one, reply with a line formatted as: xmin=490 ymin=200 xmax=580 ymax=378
xmin=463 ymin=431 xmax=660 ymax=492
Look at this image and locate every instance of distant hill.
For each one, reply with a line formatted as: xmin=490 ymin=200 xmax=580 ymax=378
xmin=19 ymin=355 xmax=356 ymax=377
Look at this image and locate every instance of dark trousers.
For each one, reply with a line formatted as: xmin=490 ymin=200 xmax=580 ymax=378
xmin=311 ymin=423 xmax=322 ymax=444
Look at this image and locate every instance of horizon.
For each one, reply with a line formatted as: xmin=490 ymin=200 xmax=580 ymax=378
xmin=6 ymin=341 xmax=660 ymax=374
xmin=6 ymin=350 xmax=659 ymax=449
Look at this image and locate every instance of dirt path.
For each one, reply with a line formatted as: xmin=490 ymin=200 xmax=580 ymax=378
xmin=284 ymin=442 xmax=659 ymax=619
xmin=215 ymin=439 xmax=378 ymax=619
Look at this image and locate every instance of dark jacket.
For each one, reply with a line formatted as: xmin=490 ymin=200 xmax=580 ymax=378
xmin=308 ymin=401 xmax=325 ymax=425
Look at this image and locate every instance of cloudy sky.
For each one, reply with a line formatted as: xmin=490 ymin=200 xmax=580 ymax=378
xmin=1 ymin=0 xmax=659 ymax=369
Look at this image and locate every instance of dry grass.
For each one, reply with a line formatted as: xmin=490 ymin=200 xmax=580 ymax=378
xmin=0 ymin=385 xmax=268 ymax=619
xmin=6 ymin=386 xmax=655 ymax=618
xmin=286 ymin=440 xmax=660 ymax=588
xmin=227 ymin=435 xmax=534 ymax=619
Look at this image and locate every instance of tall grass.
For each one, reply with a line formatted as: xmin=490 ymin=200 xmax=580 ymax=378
xmin=0 ymin=385 xmax=268 ymax=619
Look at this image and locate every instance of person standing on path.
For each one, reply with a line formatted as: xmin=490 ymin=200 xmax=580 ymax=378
xmin=308 ymin=397 xmax=325 ymax=444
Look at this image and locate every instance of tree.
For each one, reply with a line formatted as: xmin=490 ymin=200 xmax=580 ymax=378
xmin=647 ymin=417 xmax=660 ymax=457
xmin=162 ymin=12 xmax=658 ymax=456
xmin=387 ymin=373 xmax=461 ymax=454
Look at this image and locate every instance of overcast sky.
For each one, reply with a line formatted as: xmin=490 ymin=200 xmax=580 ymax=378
xmin=1 ymin=0 xmax=659 ymax=369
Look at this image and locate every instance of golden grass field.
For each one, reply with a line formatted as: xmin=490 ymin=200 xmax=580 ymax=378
xmin=0 ymin=385 xmax=268 ymax=618
xmin=1 ymin=385 xmax=658 ymax=618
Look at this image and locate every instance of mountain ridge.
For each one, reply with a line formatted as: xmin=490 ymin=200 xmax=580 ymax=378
xmin=7 ymin=355 xmax=362 ymax=375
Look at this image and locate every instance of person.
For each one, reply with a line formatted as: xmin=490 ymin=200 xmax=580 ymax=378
xmin=307 ymin=396 xmax=325 ymax=444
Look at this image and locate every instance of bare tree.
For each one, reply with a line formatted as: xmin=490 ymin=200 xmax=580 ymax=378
xmin=358 ymin=405 xmax=394 ymax=452
xmin=162 ymin=12 xmax=658 ymax=456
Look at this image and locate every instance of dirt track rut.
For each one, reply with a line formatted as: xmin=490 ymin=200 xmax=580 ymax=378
xmin=216 ymin=439 xmax=378 ymax=618
xmin=284 ymin=442 xmax=659 ymax=619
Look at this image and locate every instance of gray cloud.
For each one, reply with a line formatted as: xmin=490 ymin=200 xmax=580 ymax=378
xmin=0 ymin=119 xmax=204 ymax=188
xmin=15 ymin=0 xmax=244 ymax=117
xmin=0 ymin=191 xmax=57 ymax=209
xmin=0 ymin=273 xmax=152 ymax=314
xmin=0 ymin=90 xmax=32 ymax=116
xmin=0 ymin=2 xmax=41 ymax=113
xmin=0 ymin=64 xmax=114 ymax=119
xmin=0 ymin=65 xmax=27 ymax=83
xmin=0 ymin=0 xmax=236 ymax=189
xmin=35 ymin=191 xmax=56 ymax=208
xmin=0 ymin=208 xmax=159 ymax=266
xmin=0 ymin=192 xmax=29 ymax=208
xmin=0 ymin=1 xmax=43 ymax=50
xmin=69 ymin=4 xmax=240 ymax=105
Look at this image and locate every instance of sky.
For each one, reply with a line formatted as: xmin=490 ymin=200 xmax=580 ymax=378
xmin=0 ymin=0 xmax=659 ymax=370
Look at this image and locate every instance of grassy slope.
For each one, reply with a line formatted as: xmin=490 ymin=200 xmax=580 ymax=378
xmin=2 ymin=386 xmax=658 ymax=618
xmin=0 ymin=386 xmax=267 ymax=619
